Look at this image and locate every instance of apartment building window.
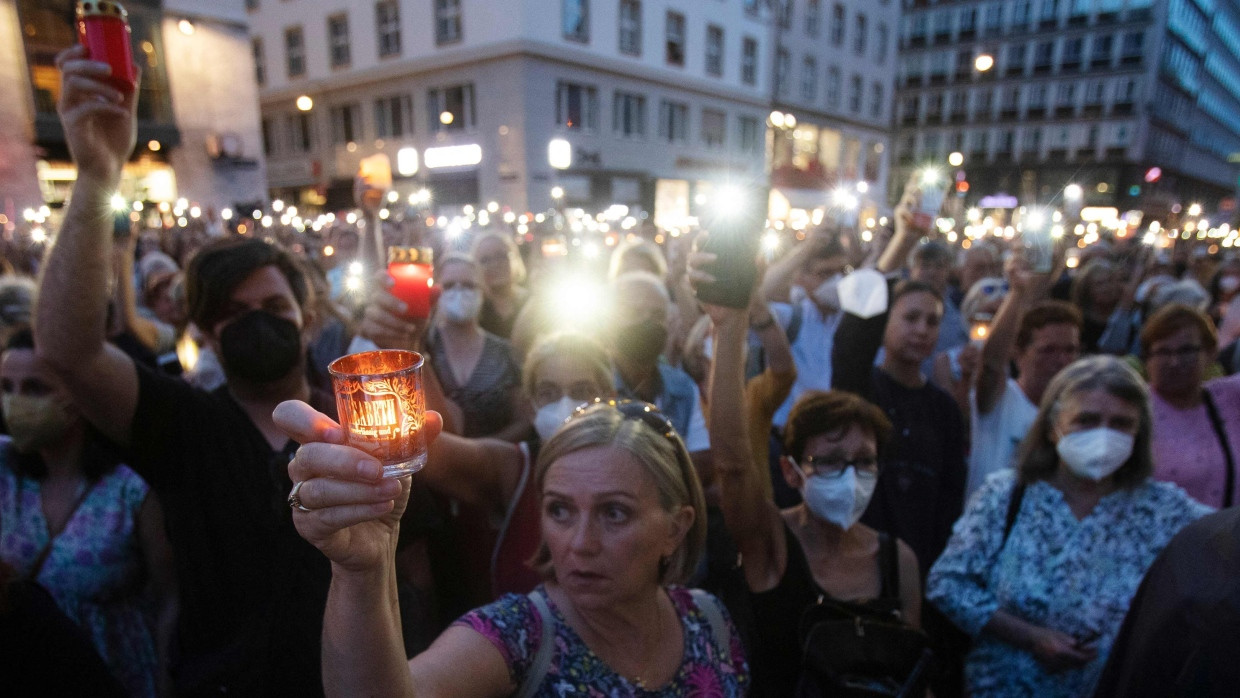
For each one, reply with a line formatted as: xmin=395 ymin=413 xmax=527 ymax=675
xmin=801 ymin=57 xmax=818 ymax=101
xmin=619 ymin=0 xmax=641 ymax=56
xmin=1005 ymin=43 xmax=1026 ymax=76
xmin=1062 ymin=36 xmax=1083 ymax=69
xmin=1121 ymin=31 xmax=1143 ymax=64
xmin=1033 ymin=40 xmax=1054 ymax=73
xmin=848 ymin=74 xmax=862 ymax=113
xmin=374 ymin=94 xmax=413 ymax=138
xmin=959 ymin=7 xmax=977 ymax=35
xmin=775 ymin=48 xmax=790 ymax=95
xmin=1070 ymin=0 xmax=1090 ymax=22
xmin=286 ymin=112 xmax=314 ymax=152
xmin=613 ymin=91 xmax=646 ymax=137
xmin=806 ymin=0 xmax=821 ymax=36
xmin=901 ymin=95 xmax=919 ymax=122
xmin=563 ymin=0 xmax=589 ymax=42
xmin=854 ymin=15 xmax=866 ymax=56
xmin=284 ymin=26 xmax=304 ymax=78
xmin=666 ymin=11 xmax=685 ymax=66
xmin=1116 ymin=78 xmax=1138 ymax=103
xmin=932 ymin=10 xmax=951 ymax=39
xmin=875 ymin=23 xmax=888 ymax=64
xmin=327 ymin=14 xmax=350 ymax=68
xmin=330 ymin=103 xmax=361 ymax=144
xmin=658 ymin=100 xmax=688 ymax=143
xmin=1012 ymin=0 xmax=1032 ymax=29
xmin=831 ymin=4 xmax=845 ymax=46
xmin=261 ymin=117 xmax=274 ymax=156
xmin=1084 ymin=80 xmax=1104 ymax=105
xmin=826 ymin=67 xmax=841 ymax=108
xmin=706 ymin=25 xmax=724 ymax=77
xmin=252 ymin=38 xmax=265 ymax=86
xmin=974 ymin=90 xmax=993 ymax=118
xmin=870 ymin=82 xmax=884 ymax=119
xmin=1091 ymin=34 xmax=1113 ymax=68
xmin=983 ymin=2 xmax=1003 ymax=32
xmin=1023 ymin=128 xmax=1042 ymax=154
xmin=555 ymin=82 xmax=598 ymax=131
xmin=738 ymin=115 xmax=761 ymax=152
xmin=1039 ymin=0 xmax=1059 ymax=27
xmin=1028 ymin=84 xmax=1047 ymax=111
xmin=376 ymin=1 xmax=401 ymax=57
xmin=435 ymin=0 xmax=462 ymax=45
xmin=427 ymin=86 xmax=475 ymax=133
xmin=701 ymin=109 xmax=726 ymax=148
xmin=742 ymin=37 xmax=758 ymax=85
xmin=950 ymin=90 xmax=967 ymax=117
xmin=1057 ymin=82 xmax=1076 ymax=111
xmin=776 ymin=0 xmax=792 ymax=28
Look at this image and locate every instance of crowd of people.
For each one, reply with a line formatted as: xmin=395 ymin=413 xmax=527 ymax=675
xmin=2 ymin=43 xmax=1240 ymax=698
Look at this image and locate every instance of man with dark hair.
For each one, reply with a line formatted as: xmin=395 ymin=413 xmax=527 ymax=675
xmin=33 ymin=47 xmax=351 ymax=695
xmin=968 ymin=254 xmax=1082 ymax=497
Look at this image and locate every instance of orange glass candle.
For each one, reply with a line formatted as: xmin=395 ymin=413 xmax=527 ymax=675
xmin=328 ymin=350 xmax=427 ymax=478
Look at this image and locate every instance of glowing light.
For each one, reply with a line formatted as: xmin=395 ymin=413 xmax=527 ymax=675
xmin=974 ymin=54 xmax=995 ymax=72
xmin=439 ymin=111 xmax=454 ymax=125
xmin=762 ymin=232 xmax=781 ymax=253
xmin=345 ymin=276 xmax=363 ymax=292
xmin=190 ymin=206 xmax=201 ymax=218
xmin=503 ymin=211 xmax=517 ymax=224
xmin=30 ymin=227 xmax=47 ymax=244
xmin=177 ymin=217 xmax=188 ymax=227
xmin=487 ymin=201 xmax=499 ymax=213
xmin=110 ymin=193 xmax=127 ymax=212
xmin=1188 ymin=203 xmax=1203 ymax=217
xmin=856 ymin=181 xmax=870 ymax=194
xmin=296 ymin=95 xmax=314 ymax=112
xmin=349 ymin=261 xmax=364 ymax=276
xmin=1064 ymin=183 xmax=1083 ymax=200
xmin=832 ymin=188 xmax=859 ymax=210
xmin=176 ymin=333 xmax=199 ymax=372
xmin=423 ymin=144 xmax=482 ymax=169
xmin=272 ymin=199 xmax=285 ymax=212
xmin=548 ymin=139 xmax=572 ymax=169
xmin=148 ymin=140 xmax=161 ymax=152
xmin=583 ymin=242 xmax=600 ymax=259
xmin=178 ymin=19 xmax=195 ymax=35
xmin=769 ymin=110 xmax=786 ymax=128
xmin=346 ymin=212 xmax=358 ymax=224
xmin=919 ymin=167 xmax=941 ymax=186
xmin=397 ymin=147 xmax=419 ymax=176
xmin=948 ymin=152 xmax=964 ymax=167
xmin=551 ymin=186 xmax=565 ymax=200
xmin=324 ymin=245 xmax=335 ymax=256
xmin=261 ymin=215 xmax=273 ymax=227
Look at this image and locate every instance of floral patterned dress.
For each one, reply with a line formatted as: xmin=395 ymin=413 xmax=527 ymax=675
xmin=927 ymin=470 xmax=1212 ymax=697
xmin=0 ymin=451 xmax=158 ymax=697
xmin=455 ymin=585 xmax=749 ymax=697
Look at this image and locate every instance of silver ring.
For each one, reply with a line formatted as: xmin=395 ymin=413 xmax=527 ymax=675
xmin=287 ymin=480 xmax=312 ymax=512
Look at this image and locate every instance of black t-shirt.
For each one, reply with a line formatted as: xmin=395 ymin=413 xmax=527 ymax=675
xmin=127 ymin=364 xmax=332 ymax=696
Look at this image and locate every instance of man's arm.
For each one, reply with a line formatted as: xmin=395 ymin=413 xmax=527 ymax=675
xmin=34 ymin=46 xmax=140 ymax=448
xmin=976 ymin=248 xmax=1059 ymax=414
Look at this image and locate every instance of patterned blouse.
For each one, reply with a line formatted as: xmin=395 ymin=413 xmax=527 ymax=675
xmin=927 ymin=470 xmax=1212 ymax=698
xmin=455 ymin=585 xmax=749 ymax=697
xmin=0 ymin=449 xmax=158 ymax=697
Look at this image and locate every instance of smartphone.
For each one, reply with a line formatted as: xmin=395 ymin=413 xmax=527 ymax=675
xmin=694 ymin=187 xmax=765 ymax=309
xmin=1023 ymin=212 xmax=1054 ymax=274
xmin=76 ymin=1 xmax=137 ymax=93
xmin=388 ymin=247 xmax=438 ymax=320
xmin=913 ymin=168 xmax=947 ymax=231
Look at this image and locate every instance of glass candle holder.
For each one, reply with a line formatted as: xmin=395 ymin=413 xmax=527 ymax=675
xmin=388 ymin=247 xmax=437 ymax=320
xmin=328 ymin=350 xmax=427 ymax=478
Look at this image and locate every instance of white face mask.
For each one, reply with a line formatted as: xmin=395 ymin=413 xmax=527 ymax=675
xmin=1056 ymin=427 xmax=1134 ymax=481
xmin=439 ymin=287 xmax=482 ymax=323
xmin=533 ymin=396 xmax=581 ymax=441
xmin=812 ymin=274 xmax=844 ymax=311
xmin=797 ymin=465 xmax=877 ymax=530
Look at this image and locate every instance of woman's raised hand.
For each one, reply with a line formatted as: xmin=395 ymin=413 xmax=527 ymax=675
xmin=274 ymin=400 xmax=442 ymax=573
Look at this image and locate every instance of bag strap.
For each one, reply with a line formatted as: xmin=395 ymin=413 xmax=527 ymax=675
xmin=515 ymin=589 xmax=557 ymax=698
xmin=688 ymin=589 xmax=732 ymax=667
xmin=877 ymin=532 xmax=901 ymax=602
xmin=25 ymin=480 xmax=95 ymax=581
xmin=1001 ymin=481 xmax=1026 ymax=548
xmin=1201 ymin=389 xmax=1236 ymax=509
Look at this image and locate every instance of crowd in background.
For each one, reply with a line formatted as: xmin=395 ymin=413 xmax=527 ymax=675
xmin=3 ymin=44 xmax=1240 ymax=698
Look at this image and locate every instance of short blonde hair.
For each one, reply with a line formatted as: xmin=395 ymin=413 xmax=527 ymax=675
xmin=530 ymin=402 xmax=707 ymax=585
xmin=608 ymin=238 xmax=669 ymax=281
xmin=521 ymin=332 xmax=612 ymax=398
xmin=471 ymin=231 xmax=527 ymax=286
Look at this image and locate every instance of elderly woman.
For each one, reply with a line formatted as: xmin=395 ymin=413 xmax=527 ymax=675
xmin=471 ymin=231 xmax=529 ymax=341
xmin=1142 ymin=304 xmax=1240 ymax=508
xmin=427 ymin=254 xmax=529 ymax=441
xmin=927 ymin=355 xmax=1213 ymax=697
xmin=276 ymin=398 xmax=748 ymax=697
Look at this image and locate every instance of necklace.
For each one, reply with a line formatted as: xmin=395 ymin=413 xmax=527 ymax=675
xmin=629 ymin=595 xmax=665 ymax=690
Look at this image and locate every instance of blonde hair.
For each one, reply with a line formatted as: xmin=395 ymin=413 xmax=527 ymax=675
xmin=608 ymin=238 xmax=669 ymax=281
xmin=471 ymin=231 xmax=527 ymax=286
xmin=530 ymin=402 xmax=707 ymax=585
xmin=521 ymin=332 xmax=612 ymax=398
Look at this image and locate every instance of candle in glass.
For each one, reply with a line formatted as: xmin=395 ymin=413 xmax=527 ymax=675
xmin=328 ymin=350 xmax=427 ymax=478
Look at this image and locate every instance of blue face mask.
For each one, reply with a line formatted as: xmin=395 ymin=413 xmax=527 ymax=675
xmin=796 ymin=465 xmax=878 ymax=530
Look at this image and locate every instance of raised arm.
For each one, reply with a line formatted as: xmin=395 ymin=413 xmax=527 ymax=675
xmin=694 ymin=252 xmax=785 ymax=591
xmin=35 ymin=46 xmax=141 ymax=448
xmin=976 ymin=247 xmax=1059 ymax=414
xmin=876 ymin=179 xmax=925 ymax=275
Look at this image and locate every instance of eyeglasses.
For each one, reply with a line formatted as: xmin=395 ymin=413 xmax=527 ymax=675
xmin=533 ymin=381 xmax=603 ymax=407
xmin=1148 ymin=344 xmax=1204 ymax=360
xmin=800 ymin=455 xmax=880 ymax=478
xmin=571 ymin=398 xmax=680 ymax=442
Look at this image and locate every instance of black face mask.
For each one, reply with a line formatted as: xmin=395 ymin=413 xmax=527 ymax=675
xmin=218 ymin=310 xmax=303 ymax=385
xmin=615 ymin=318 xmax=668 ymax=366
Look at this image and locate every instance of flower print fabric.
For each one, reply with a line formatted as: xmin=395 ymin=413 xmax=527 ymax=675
xmin=455 ymin=585 xmax=749 ymax=697
xmin=927 ymin=469 xmax=1212 ymax=697
xmin=0 ymin=447 xmax=158 ymax=697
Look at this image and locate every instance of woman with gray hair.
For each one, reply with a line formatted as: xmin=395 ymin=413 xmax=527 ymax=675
xmin=927 ymin=355 xmax=1211 ymax=697
xmin=274 ymin=398 xmax=748 ymax=697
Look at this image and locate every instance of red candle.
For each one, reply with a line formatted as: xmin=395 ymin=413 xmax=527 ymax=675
xmin=388 ymin=247 xmax=438 ymax=319
xmin=76 ymin=1 xmax=137 ymax=93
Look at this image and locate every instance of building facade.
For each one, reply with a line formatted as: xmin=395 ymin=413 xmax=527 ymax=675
xmin=249 ymin=0 xmax=899 ymax=220
xmin=0 ymin=0 xmax=266 ymax=216
xmin=894 ymin=0 xmax=1240 ymax=216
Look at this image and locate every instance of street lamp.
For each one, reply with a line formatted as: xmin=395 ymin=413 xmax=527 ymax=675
xmin=948 ymin=152 xmax=964 ymax=167
xmin=1188 ymin=203 xmax=1203 ymax=217
xmin=551 ymin=186 xmax=565 ymax=201
xmin=1064 ymin=183 xmax=1083 ymax=201
xmin=974 ymin=54 xmax=995 ymax=72
xmin=296 ymin=95 xmax=314 ymax=112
